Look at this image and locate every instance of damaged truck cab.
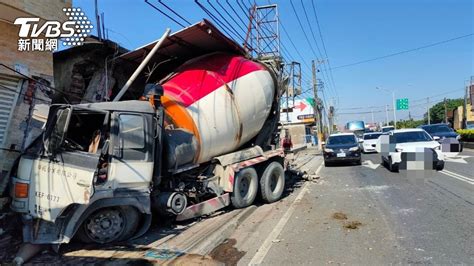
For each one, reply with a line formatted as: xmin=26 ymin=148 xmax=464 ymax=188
xmin=11 ymin=100 xmax=158 ymax=243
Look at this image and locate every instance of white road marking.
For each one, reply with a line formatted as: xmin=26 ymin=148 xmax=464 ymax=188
xmin=362 ymin=159 xmax=379 ymax=169
xmin=440 ymin=170 xmax=474 ymax=185
xmin=249 ymin=163 xmax=323 ymax=265
xmin=444 ymin=155 xmax=472 ymax=164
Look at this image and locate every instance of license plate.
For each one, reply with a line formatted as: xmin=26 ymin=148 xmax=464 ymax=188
xmin=337 ymin=152 xmax=346 ymax=158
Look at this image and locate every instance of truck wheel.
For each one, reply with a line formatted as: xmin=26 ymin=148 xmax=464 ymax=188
xmin=77 ymin=206 xmax=139 ymax=243
xmin=260 ymin=162 xmax=285 ymax=203
xmin=231 ymin=167 xmax=258 ymax=208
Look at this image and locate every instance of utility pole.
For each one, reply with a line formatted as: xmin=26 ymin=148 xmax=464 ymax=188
xmin=392 ymin=91 xmax=397 ymax=129
xmin=444 ymin=97 xmax=448 ymax=124
xmin=385 ymin=105 xmax=389 ymax=126
xmin=312 ymin=60 xmax=324 ymax=149
xmin=427 ymin=97 xmax=430 ymax=124
xmin=462 ymin=81 xmax=468 ymax=129
xmin=371 ymin=109 xmax=374 ymax=124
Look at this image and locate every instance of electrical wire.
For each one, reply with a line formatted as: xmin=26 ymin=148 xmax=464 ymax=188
xmin=158 ymin=0 xmax=191 ymax=26
xmin=144 ymin=0 xmax=187 ymax=28
xmin=310 ymin=0 xmax=339 ymax=102
xmin=331 ymin=33 xmax=474 ymax=70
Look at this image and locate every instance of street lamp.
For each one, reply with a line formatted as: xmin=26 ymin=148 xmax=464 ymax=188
xmin=376 ymin=87 xmax=397 ymax=129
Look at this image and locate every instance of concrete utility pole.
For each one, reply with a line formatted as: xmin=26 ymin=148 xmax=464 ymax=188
xmin=376 ymin=87 xmax=396 ymax=128
xmin=312 ymin=60 xmax=324 ymax=149
xmin=385 ymin=105 xmax=389 ymax=126
xmin=427 ymin=97 xmax=431 ymax=124
xmin=444 ymin=97 xmax=448 ymax=124
xmin=462 ymin=81 xmax=468 ymax=129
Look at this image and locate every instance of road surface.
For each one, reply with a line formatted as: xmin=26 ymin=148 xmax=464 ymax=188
xmin=232 ymin=148 xmax=474 ymax=265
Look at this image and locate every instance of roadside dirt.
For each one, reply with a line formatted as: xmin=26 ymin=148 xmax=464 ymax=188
xmin=332 ymin=212 xmax=348 ymax=220
xmin=343 ymin=221 xmax=363 ymax=229
xmin=332 ymin=212 xmax=363 ymax=229
xmin=209 ymin=239 xmax=245 ymax=266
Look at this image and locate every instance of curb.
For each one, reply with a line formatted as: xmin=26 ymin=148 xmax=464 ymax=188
xmin=461 ymin=141 xmax=474 ymax=149
xmin=187 ymin=205 xmax=257 ymax=255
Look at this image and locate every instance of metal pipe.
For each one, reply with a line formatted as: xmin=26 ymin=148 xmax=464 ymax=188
xmin=113 ymin=28 xmax=171 ymax=102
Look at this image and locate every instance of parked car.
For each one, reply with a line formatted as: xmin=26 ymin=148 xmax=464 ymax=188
xmin=323 ymin=133 xmax=362 ymax=166
xmin=418 ymin=123 xmax=462 ymax=152
xmin=361 ymin=132 xmax=383 ymax=153
xmin=381 ymin=126 xmax=395 ymax=133
xmin=381 ymin=129 xmax=444 ymax=172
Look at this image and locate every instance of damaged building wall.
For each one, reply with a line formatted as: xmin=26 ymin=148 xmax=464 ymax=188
xmin=53 ymin=40 xmax=146 ymax=105
xmin=0 ymin=0 xmax=71 ymax=195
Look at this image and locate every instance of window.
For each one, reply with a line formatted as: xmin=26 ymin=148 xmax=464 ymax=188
xmin=327 ymin=135 xmax=357 ymax=145
xmin=364 ymin=133 xmax=382 ymax=140
xmin=119 ymin=114 xmax=145 ymax=149
xmin=393 ymin=131 xmax=432 ymax=143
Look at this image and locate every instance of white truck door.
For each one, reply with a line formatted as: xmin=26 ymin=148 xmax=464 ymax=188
xmin=109 ymin=112 xmax=154 ymax=189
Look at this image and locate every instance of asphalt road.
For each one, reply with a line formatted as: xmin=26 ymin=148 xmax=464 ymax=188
xmin=234 ymin=148 xmax=474 ymax=265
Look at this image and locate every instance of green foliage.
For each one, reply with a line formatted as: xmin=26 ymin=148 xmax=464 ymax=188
xmin=456 ymin=129 xmax=474 ymax=141
xmin=396 ymin=119 xmax=424 ymax=129
xmin=425 ymin=98 xmax=464 ymax=123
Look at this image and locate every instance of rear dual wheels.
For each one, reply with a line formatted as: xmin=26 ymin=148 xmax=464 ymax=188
xmin=260 ymin=162 xmax=285 ymax=203
xmin=77 ymin=206 xmax=139 ymax=244
xmin=231 ymin=162 xmax=285 ymax=208
xmin=231 ymin=167 xmax=259 ymax=208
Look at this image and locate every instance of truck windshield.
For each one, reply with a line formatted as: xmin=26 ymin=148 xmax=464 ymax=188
xmin=45 ymin=107 xmax=108 ymax=154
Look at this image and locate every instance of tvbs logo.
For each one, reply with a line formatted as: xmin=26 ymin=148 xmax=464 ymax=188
xmin=14 ymin=7 xmax=93 ymax=52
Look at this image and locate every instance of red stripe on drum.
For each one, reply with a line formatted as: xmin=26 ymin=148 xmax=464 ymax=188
xmin=163 ymin=53 xmax=266 ymax=107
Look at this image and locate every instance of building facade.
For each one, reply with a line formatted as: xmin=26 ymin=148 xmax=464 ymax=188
xmin=0 ymin=0 xmax=71 ymax=194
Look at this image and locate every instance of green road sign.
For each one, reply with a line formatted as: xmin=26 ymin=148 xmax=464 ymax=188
xmin=396 ymin=98 xmax=409 ymax=110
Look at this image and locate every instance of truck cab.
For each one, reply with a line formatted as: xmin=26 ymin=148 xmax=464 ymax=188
xmin=10 ymin=100 xmax=157 ymax=244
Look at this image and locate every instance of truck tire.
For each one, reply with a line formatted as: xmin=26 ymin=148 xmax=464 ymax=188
xmin=260 ymin=162 xmax=285 ymax=203
xmin=231 ymin=167 xmax=258 ymax=208
xmin=77 ymin=206 xmax=139 ymax=244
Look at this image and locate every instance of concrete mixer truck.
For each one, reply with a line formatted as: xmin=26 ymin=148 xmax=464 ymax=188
xmin=9 ymin=23 xmax=286 ymax=245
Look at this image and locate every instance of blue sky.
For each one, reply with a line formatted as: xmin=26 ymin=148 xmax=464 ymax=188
xmin=74 ymin=0 xmax=473 ymax=125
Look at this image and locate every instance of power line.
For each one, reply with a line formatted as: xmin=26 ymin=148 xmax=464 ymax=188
xmin=195 ymin=0 xmax=244 ymax=42
xmin=216 ymin=0 xmax=247 ymax=34
xmin=157 ymin=0 xmax=191 ymax=26
xmin=310 ymin=0 xmax=338 ymax=102
xmin=298 ymin=0 xmax=335 ymax=100
xmin=288 ymin=0 xmax=320 ymax=61
xmin=144 ymin=0 xmax=187 ymax=28
xmin=206 ymin=0 xmax=245 ymax=41
xmin=331 ymin=33 xmax=474 ymax=70
xmin=337 ymin=87 xmax=465 ymax=111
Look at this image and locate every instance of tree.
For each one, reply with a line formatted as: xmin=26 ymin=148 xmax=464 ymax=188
xmin=424 ymin=98 xmax=463 ymax=124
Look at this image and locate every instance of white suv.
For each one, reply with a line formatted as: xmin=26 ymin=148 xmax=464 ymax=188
xmin=380 ymin=128 xmax=444 ymax=172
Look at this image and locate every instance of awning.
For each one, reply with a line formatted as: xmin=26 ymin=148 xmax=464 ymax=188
xmin=118 ymin=19 xmax=247 ymax=66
